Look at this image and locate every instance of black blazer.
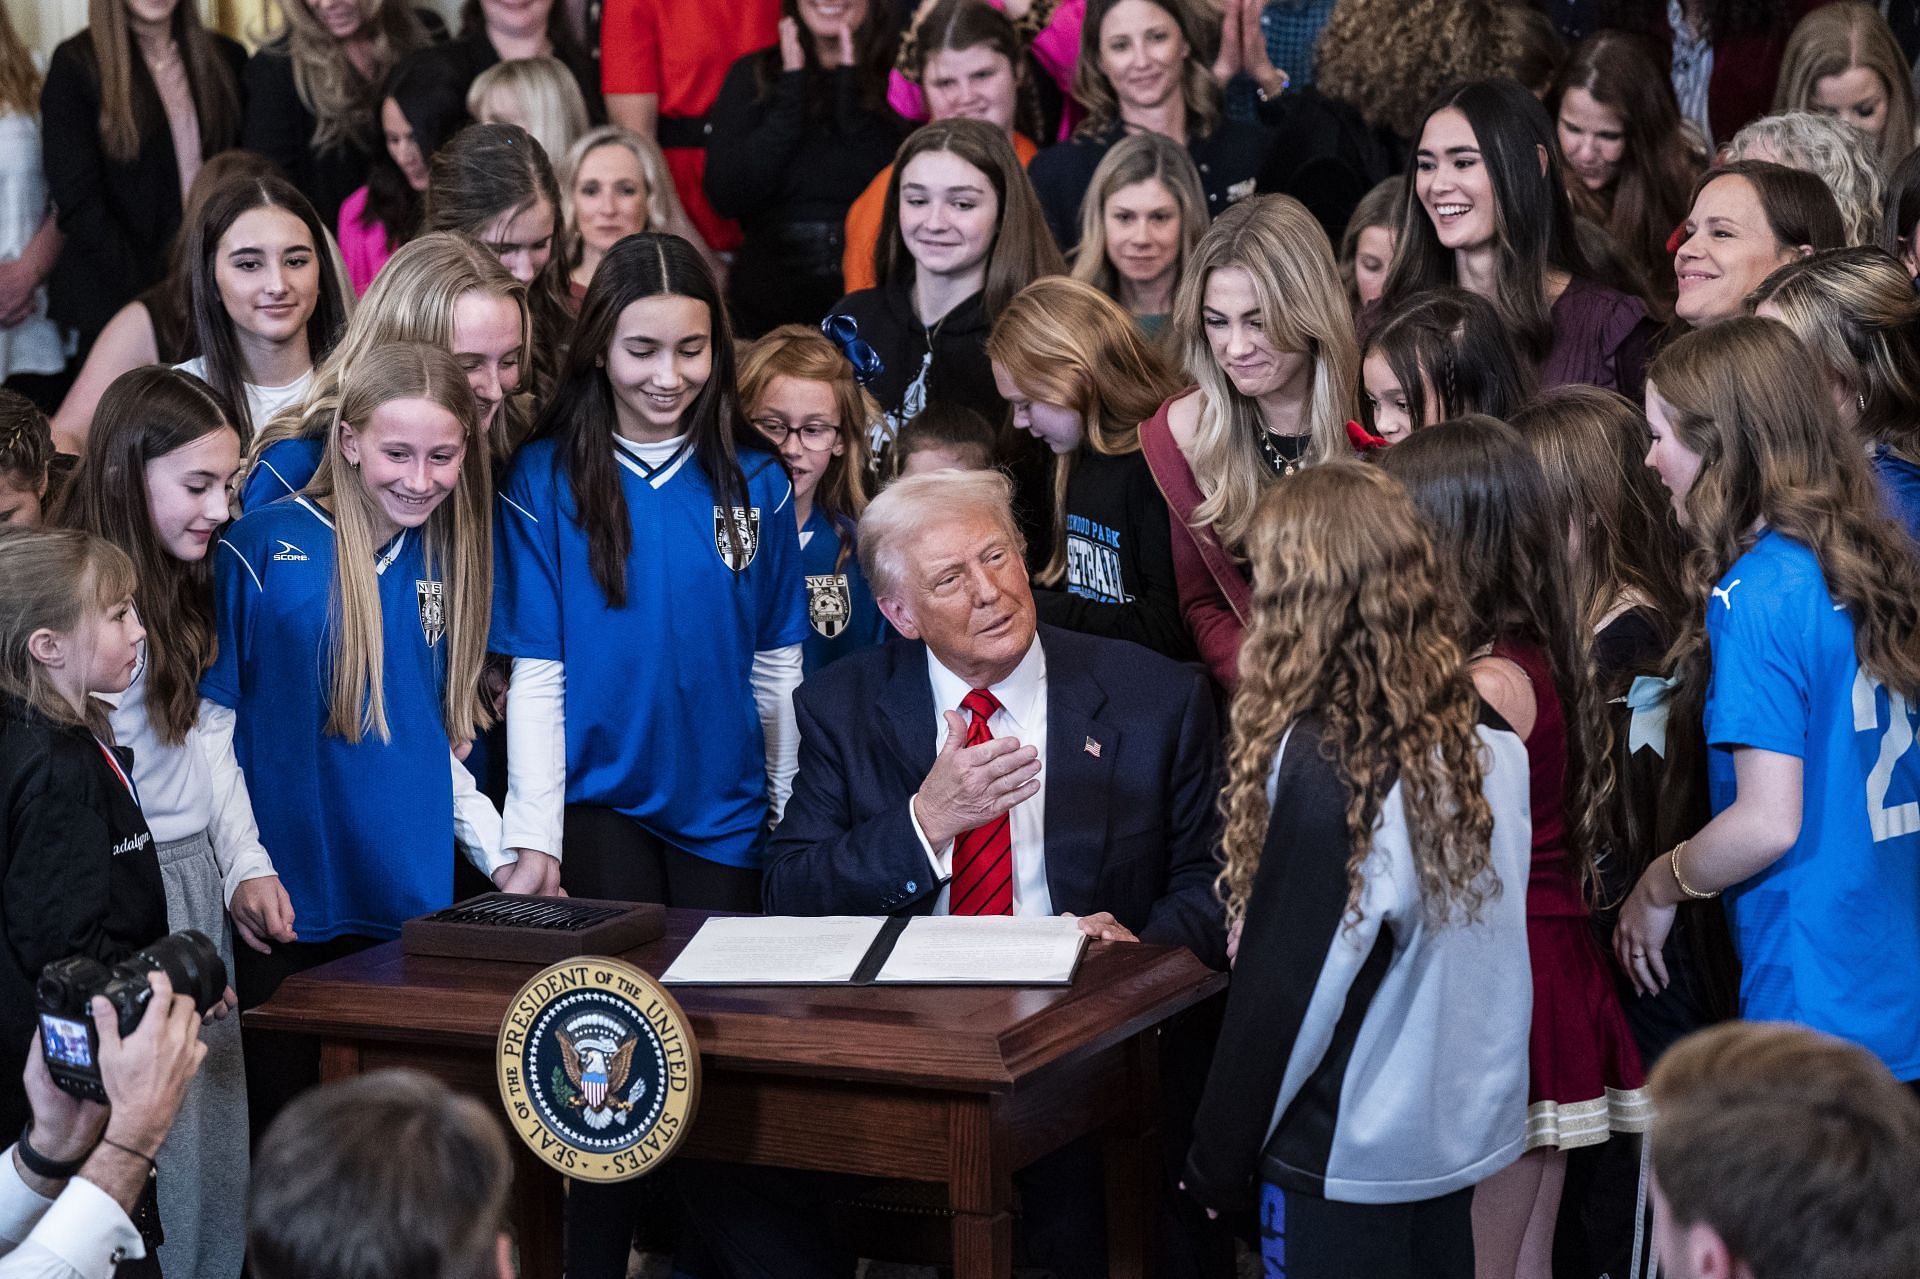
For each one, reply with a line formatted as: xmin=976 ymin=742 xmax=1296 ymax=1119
xmin=764 ymin=624 xmax=1228 ymax=968
xmin=40 ymin=29 xmax=247 ymax=344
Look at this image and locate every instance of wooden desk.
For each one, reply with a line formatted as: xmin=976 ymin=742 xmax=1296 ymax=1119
xmin=244 ymin=909 xmax=1226 ymax=1279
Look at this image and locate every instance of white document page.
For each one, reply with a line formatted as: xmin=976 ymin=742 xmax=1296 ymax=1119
xmin=873 ymin=915 xmax=1087 ymax=985
xmin=661 ymin=916 xmax=886 ymax=985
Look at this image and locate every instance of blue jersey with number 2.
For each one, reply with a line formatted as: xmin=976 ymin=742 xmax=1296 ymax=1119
xmin=1704 ymin=530 xmax=1920 ymax=1080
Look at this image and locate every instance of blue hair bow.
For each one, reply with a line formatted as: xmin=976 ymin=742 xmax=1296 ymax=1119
xmin=820 ymin=314 xmax=884 ymax=387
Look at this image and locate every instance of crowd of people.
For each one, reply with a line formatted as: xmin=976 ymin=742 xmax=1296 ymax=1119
xmin=1 ymin=0 xmax=1919 ymax=1276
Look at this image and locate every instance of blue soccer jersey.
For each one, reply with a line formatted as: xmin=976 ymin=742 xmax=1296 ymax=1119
xmin=239 ymin=437 xmax=324 ymax=513
xmin=201 ymin=497 xmax=463 ymax=940
xmin=491 ymin=438 xmax=808 ymax=867
xmin=798 ymin=507 xmax=888 ymax=675
xmin=1704 ymin=530 xmax=1920 ymax=1079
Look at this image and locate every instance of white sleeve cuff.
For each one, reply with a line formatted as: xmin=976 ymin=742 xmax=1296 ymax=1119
xmin=907 ymin=797 xmax=954 ymax=882
xmin=451 ymin=751 xmax=512 ymax=881
xmin=751 ymin=644 xmax=804 ymax=825
xmin=195 ymin=701 xmax=278 ymax=904
xmin=503 ymin=659 xmax=567 ymax=858
xmin=0 ymin=1148 xmax=54 ymax=1248
xmin=27 ymin=1176 xmax=145 ymax=1275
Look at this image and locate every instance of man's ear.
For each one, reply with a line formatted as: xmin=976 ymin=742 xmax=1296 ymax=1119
xmin=26 ymin=627 xmax=65 ymax=670
xmin=877 ymin=594 xmax=920 ymax=640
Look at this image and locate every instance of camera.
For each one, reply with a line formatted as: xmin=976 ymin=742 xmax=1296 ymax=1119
xmin=35 ymin=931 xmax=228 ymax=1101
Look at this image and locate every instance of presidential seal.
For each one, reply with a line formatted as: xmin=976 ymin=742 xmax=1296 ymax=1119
xmin=496 ymin=957 xmax=699 ymax=1182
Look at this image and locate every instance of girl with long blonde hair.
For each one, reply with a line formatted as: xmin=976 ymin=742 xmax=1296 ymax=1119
xmin=1184 ymin=461 xmax=1533 ymax=1279
xmin=739 ymin=324 xmax=889 ymax=673
xmin=243 ymin=231 xmax=531 ymax=510
xmin=1620 ymin=316 xmax=1920 ymax=1088
xmin=467 ymin=56 xmax=591 ymax=170
xmin=987 ymin=277 xmax=1192 ymax=659
xmin=203 ymin=341 xmax=521 ymax=1125
xmin=241 ymin=0 xmax=433 ymax=231
xmin=1379 ymin=419 xmax=1642 ymax=1279
xmin=1138 ymin=194 xmax=1359 ymax=688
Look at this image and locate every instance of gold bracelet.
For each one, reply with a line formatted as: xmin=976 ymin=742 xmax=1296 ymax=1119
xmin=1669 ymin=841 xmax=1720 ymax=901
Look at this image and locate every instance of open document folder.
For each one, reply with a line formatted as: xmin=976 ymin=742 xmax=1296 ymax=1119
xmin=661 ymin=914 xmax=1089 ymax=986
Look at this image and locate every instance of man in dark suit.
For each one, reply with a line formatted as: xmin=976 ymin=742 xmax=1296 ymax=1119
xmin=764 ymin=468 xmax=1226 ymax=970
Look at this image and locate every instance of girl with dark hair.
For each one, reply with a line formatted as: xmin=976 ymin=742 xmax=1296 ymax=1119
xmin=1379 ymin=77 xmax=1658 ymax=397
xmin=831 ymin=117 xmax=1066 ymax=459
xmin=704 ymin=0 xmax=904 ymax=335
xmin=175 ymin=173 xmax=349 ymax=445
xmin=739 ymin=323 xmax=889 ymax=673
xmin=242 ymin=0 xmax=440 ymax=232
xmin=493 ymin=231 xmax=806 ymax=910
xmin=842 ymin=0 xmax=1040 ymax=296
xmin=1028 ymin=0 xmax=1275 ymax=250
xmin=1622 ymin=316 xmax=1920 ymax=1087
xmin=0 ymin=389 xmax=54 ymax=527
xmin=425 ymin=122 xmax=571 ymax=398
xmin=1750 ymin=246 xmax=1920 ymax=540
xmin=1510 ymin=386 xmax=1730 ymax=1069
xmin=1359 ymin=287 xmax=1535 ymax=445
xmin=1184 ymin=461 xmax=1534 ymax=1279
xmin=1378 ymin=419 xmax=1645 ymax=1279
xmin=988 ymin=276 xmax=1192 ymax=657
xmin=55 ymin=365 xmax=265 ymax=1279
xmin=1671 ymin=158 xmax=1844 ymax=327
xmin=39 ymin=0 xmax=244 ymax=353
xmin=338 ymin=53 xmax=472 ymax=295
xmin=1549 ymin=31 xmax=1704 ymax=308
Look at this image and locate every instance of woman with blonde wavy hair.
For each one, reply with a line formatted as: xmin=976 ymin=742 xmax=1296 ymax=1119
xmin=1620 ymin=316 xmax=1920 ymax=1089
xmin=1773 ymin=2 xmax=1917 ymax=170
xmin=242 ymin=230 xmax=531 ymax=511
xmin=1183 ymin=461 xmax=1533 ymax=1279
xmin=739 ymin=323 xmax=889 ymax=674
xmin=1747 ymin=245 xmax=1920 ymax=540
xmin=987 ymin=277 xmax=1191 ymax=658
xmin=467 ymin=55 xmax=591 ymax=169
xmin=1724 ymin=111 xmax=1883 ymax=246
xmin=1069 ymin=131 xmax=1209 ymax=338
xmin=1137 ymin=193 xmax=1359 ymax=688
xmin=557 ymin=125 xmax=708 ymax=300
xmin=242 ymin=0 xmax=435 ymax=230
xmin=204 ymin=340 xmax=527 ymax=1131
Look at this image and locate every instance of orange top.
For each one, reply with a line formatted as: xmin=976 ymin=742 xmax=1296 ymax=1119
xmin=840 ymin=132 xmax=1039 ymax=294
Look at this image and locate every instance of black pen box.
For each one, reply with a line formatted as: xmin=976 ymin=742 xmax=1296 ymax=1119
xmin=401 ymin=894 xmax=666 ymax=963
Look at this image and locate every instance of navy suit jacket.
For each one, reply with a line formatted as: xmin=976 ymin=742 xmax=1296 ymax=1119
xmin=764 ymin=626 xmax=1228 ymax=969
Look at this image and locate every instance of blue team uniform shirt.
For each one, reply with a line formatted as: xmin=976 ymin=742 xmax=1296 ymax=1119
xmin=491 ymin=438 xmax=808 ymax=868
xmin=1871 ymin=446 xmax=1920 ymax=546
xmin=239 ymin=437 xmax=324 ymax=513
xmin=798 ymin=507 xmax=887 ymax=675
xmin=201 ymin=497 xmax=463 ymax=940
xmin=1703 ymin=530 xmax=1920 ymax=1079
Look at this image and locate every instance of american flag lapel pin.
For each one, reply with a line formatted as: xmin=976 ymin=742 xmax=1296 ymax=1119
xmin=1084 ymin=736 xmax=1101 ymax=758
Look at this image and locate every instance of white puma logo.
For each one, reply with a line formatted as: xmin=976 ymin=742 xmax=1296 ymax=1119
xmin=1712 ymin=579 xmax=1741 ymax=610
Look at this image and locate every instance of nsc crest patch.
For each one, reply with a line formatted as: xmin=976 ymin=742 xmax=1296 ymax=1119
xmin=497 ymin=957 xmax=699 ymax=1181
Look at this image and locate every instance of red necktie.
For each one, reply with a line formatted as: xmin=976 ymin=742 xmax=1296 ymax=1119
xmin=949 ymin=688 xmax=1014 ymax=916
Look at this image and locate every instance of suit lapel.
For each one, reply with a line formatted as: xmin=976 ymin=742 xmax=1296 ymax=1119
xmin=1040 ymin=632 xmax=1115 ymax=915
xmin=880 ymin=641 xmax=938 ymax=789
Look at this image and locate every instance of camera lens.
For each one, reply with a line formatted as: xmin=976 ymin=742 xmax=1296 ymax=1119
xmin=136 ymin=931 xmax=227 ymax=1015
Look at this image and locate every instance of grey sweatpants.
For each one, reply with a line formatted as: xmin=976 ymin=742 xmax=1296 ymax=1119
xmin=153 ymin=830 xmax=250 ymax=1279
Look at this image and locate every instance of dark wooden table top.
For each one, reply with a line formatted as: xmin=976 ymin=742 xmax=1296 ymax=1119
xmin=245 ymin=909 xmax=1227 ymax=1093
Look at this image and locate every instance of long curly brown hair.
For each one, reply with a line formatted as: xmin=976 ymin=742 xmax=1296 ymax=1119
xmin=1217 ymin=462 xmax=1497 ymax=929
xmin=1316 ymin=0 xmax=1518 ymax=140
xmin=1650 ymin=318 xmax=1920 ymax=703
xmin=1378 ymin=418 xmax=1616 ymax=904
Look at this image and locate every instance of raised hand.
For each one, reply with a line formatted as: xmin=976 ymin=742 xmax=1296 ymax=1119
xmin=911 ymin=709 xmax=1042 ymax=850
xmin=1211 ymin=0 xmax=1244 ymax=86
xmin=778 ymin=16 xmax=806 ymax=72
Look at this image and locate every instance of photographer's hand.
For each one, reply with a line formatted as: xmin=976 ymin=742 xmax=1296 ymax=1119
xmin=78 ymin=973 xmax=205 ymax=1214
xmin=12 ymin=1033 xmax=108 ymax=1196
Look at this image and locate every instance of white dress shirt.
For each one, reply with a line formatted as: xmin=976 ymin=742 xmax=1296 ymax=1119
xmin=908 ymin=639 xmax=1053 ymax=916
xmin=0 ymin=1151 xmax=143 ymax=1279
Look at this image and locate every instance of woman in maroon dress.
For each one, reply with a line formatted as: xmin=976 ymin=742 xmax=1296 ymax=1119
xmin=1381 ymin=418 xmax=1647 ymax=1279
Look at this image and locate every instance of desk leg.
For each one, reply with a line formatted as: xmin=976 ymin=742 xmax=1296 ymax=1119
xmin=947 ymin=1096 xmax=1013 ymax=1279
xmin=1105 ymin=1033 xmax=1162 ymax=1279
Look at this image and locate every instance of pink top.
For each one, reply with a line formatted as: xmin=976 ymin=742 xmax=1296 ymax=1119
xmin=1138 ymin=389 xmax=1250 ymax=689
xmin=144 ymin=43 xmax=201 ymax=205
xmin=336 ymin=186 xmax=393 ymax=297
